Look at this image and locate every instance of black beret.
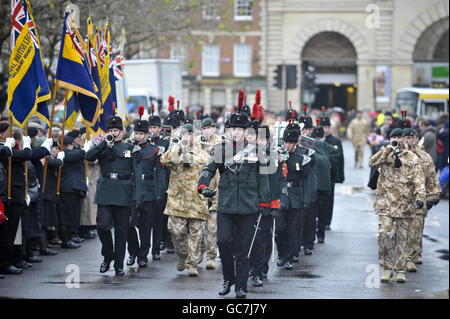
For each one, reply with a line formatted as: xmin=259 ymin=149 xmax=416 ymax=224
xmin=0 ymin=122 xmax=9 ymax=133
xmin=63 ymin=135 xmax=74 ymax=145
xmin=28 ymin=127 xmax=38 ymax=138
xmin=67 ymin=129 xmax=81 ymax=139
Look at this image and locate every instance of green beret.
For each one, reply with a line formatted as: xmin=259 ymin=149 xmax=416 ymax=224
xmin=389 ymin=128 xmax=403 ymax=138
xmin=402 ymin=128 xmax=414 ymax=137
xmin=182 ymin=123 xmax=193 ymax=133
xmin=201 ymin=117 xmax=215 ymax=128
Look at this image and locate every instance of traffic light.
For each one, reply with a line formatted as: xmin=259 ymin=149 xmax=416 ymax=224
xmin=273 ymin=65 xmax=283 ymax=89
xmin=302 ymin=62 xmax=318 ymax=92
xmin=286 ymin=65 xmax=297 ymax=89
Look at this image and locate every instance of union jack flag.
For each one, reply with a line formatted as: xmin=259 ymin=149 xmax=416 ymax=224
xmin=11 ymin=0 xmax=38 ymax=49
xmin=113 ymin=54 xmax=123 ymax=80
xmin=64 ymin=16 xmax=86 ymax=61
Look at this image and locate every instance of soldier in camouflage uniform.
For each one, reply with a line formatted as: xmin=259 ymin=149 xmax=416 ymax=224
xmin=403 ymin=128 xmax=441 ymax=272
xmin=199 ymin=117 xmax=221 ymax=270
xmin=348 ymin=111 xmax=370 ymax=168
xmin=160 ymin=123 xmax=210 ymax=277
xmin=369 ymin=128 xmax=426 ymax=283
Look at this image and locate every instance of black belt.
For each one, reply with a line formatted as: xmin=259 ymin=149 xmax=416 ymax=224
xmin=287 ymin=181 xmax=299 ymax=188
xmin=101 ymin=172 xmax=132 ymax=180
xmin=141 ymin=174 xmax=154 ymax=181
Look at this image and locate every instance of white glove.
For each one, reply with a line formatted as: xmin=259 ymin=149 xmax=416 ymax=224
xmin=22 ymin=136 xmax=31 ymax=150
xmin=4 ymin=137 xmax=15 ymax=153
xmin=83 ymin=140 xmax=93 ymax=152
xmin=26 ymin=194 xmax=30 ymax=207
xmin=42 ymin=138 xmax=53 ymax=153
xmin=57 ymin=151 xmax=65 ymax=161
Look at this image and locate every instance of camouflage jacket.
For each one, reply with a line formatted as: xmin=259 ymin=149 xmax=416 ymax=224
xmin=369 ymin=146 xmax=426 ymax=218
xmin=412 ymin=145 xmax=441 ymax=216
xmin=161 ymin=141 xmax=209 ymax=220
xmin=348 ymin=118 xmax=370 ymax=144
xmin=200 ymin=134 xmax=222 ymax=211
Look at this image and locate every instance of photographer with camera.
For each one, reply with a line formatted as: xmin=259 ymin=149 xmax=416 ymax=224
xmin=160 ymin=123 xmax=210 ymax=277
xmin=85 ymin=116 xmax=135 ymax=276
xmin=369 ymin=128 xmax=426 ymax=284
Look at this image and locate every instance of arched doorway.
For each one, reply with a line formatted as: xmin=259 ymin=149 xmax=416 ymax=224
xmin=413 ymin=17 xmax=449 ymax=88
xmin=301 ymin=32 xmax=357 ymax=110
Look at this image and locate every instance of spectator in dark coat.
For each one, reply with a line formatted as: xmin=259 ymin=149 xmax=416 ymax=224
xmin=418 ymin=118 xmax=437 ymax=164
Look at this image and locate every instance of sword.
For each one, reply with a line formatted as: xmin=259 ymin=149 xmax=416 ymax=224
xmin=247 ymin=212 xmax=263 ymax=259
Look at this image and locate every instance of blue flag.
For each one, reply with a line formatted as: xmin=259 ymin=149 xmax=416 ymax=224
xmin=8 ymin=0 xmax=50 ymax=128
xmin=55 ymin=12 xmax=100 ymax=127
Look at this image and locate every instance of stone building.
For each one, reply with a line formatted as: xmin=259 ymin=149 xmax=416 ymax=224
xmin=263 ymin=0 xmax=449 ymax=112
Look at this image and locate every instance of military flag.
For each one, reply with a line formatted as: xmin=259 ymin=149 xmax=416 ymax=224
xmin=8 ymin=0 xmax=51 ymax=128
xmin=55 ymin=11 xmax=100 ymax=127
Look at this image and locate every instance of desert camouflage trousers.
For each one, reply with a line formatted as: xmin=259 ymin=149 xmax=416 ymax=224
xmin=407 ymin=215 xmax=425 ymax=262
xmin=168 ymin=215 xmax=206 ymax=269
xmin=200 ymin=210 xmax=218 ymax=261
xmin=378 ymin=215 xmax=412 ymax=273
xmin=353 ymin=142 xmax=365 ymax=167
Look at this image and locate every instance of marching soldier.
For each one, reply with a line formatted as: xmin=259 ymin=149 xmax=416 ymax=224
xmin=311 ymin=122 xmax=339 ymax=244
xmin=199 ymin=117 xmax=221 ymax=270
xmin=197 ymin=90 xmax=271 ymax=298
xmin=369 ymin=128 xmax=426 ymax=283
xmin=403 ymin=127 xmax=441 ymax=271
xmin=161 ymin=123 xmax=210 ymax=277
xmin=347 ymin=111 xmax=370 ymax=168
xmin=321 ymin=109 xmax=345 ymax=230
xmin=127 ymin=116 xmax=164 ymax=268
xmin=85 ymin=116 xmax=135 ymax=276
xmin=148 ymin=108 xmax=174 ymax=256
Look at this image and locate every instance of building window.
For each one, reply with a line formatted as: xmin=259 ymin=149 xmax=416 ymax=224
xmin=170 ymin=43 xmax=188 ymax=75
xmin=234 ymin=0 xmax=253 ymax=21
xmin=202 ymin=44 xmax=220 ymax=77
xmin=202 ymin=0 xmax=220 ymax=20
xmin=233 ymin=43 xmax=252 ymax=77
xmin=189 ymin=88 xmax=205 ymax=107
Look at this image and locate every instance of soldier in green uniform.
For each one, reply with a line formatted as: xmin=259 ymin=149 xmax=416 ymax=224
xmin=197 ymin=94 xmax=271 ymax=298
xmin=320 ymin=110 xmax=345 ymax=230
xmin=311 ymin=122 xmax=340 ymax=244
xmin=275 ymin=123 xmax=315 ymax=268
xmin=85 ymin=116 xmax=135 ymax=276
xmin=126 ymin=118 xmax=164 ymax=268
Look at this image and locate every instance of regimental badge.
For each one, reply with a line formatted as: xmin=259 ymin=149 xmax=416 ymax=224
xmin=125 ymin=150 xmax=131 ymax=158
xmin=334 ymin=145 xmax=339 ymax=149
xmin=296 ymin=162 xmax=300 ymax=171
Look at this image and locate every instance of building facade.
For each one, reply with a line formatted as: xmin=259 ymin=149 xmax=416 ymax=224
xmin=264 ymin=0 xmax=449 ymax=113
xmin=157 ymin=0 xmax=266 ymax=117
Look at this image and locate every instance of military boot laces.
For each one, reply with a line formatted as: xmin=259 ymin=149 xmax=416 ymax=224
xmin=380 ymin=269 xmax=393 ymax=283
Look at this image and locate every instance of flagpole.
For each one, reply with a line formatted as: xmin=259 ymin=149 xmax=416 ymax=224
xmin=24 ymin=124 xmax=28 ymax=203
xmin=85 ymin=130 xmax=90 ymax=183
xmin=56 ymin=89 xmax=69 ymax=196
xmin=42 ymin=82 xmax=59 ymax=193
xmin=7 ymin=117 xmax=12 ymax=201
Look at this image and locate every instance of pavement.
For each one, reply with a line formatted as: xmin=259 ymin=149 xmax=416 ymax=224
xmin=0 ymin=140 xmax=448 ymax=299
